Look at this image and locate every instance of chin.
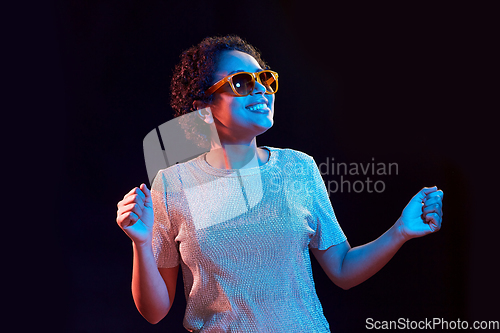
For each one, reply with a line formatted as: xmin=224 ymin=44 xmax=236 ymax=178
xmin=254 ymin=119 xmax=274 ymax=136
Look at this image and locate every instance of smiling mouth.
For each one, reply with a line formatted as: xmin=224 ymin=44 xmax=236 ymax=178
xmin=246 ymin=103 xmax=269 ymax=112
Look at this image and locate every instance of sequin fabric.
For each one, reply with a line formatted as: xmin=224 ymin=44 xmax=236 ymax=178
xmin=152 ymin=147 xmax=347 ymax=332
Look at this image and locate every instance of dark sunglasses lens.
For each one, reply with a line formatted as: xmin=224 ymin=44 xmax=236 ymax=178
xmin=232 ymin=73 xmax=254 ymax=95
xmin=259 ymin=71 xmax=277 ymax=93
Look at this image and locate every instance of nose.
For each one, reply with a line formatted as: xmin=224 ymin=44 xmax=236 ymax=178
xmin=251 ymin=78 xmax=267 ymax=95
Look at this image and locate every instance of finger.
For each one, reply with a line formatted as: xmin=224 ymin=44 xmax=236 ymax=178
xmin=424 ymin=189 xmax=444 ymax=202
xmin=425 ymin=191 xmax=443 ymax=202
xmin=424 ymin=212 xmax=441 ymax=232
xmin=423 ymin=194 xmax=443 ymax=217
xmin=140 ymin=183 xmax=150 ymax=195
xmin=123 ymin=186 xmax=146 ymax=202
xmin=119 ymin=190 xmax=146 ymax=207
xmin=133 ymin=186 xmax=146 ymax=202
xmin=423 ymin=195 xmax=443 ymax=207
xmin=422 ymin=203 xmax=442 ymax=218
xmin=117 ymin=211 xmax=139 ymax=228
xmin=422 ymin=186 xmax=438 ymax=199
xmin=140 ymin=183 xmax=153 ymax=206
xmin=414 ymin=186 xmax=438 ymax=203
xmin=118 ymin=195 xmax=144 ymax=211
xmin=118 ymin=202 xmax=143 ymax=217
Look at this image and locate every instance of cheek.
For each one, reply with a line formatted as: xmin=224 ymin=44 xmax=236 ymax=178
xmin=211 ymin=95 xmax=230 ymax=116
xmin=211 ymin=96 xmax=244 ymax=121
xmin=268 ymin=95 xmax=276 ymax=112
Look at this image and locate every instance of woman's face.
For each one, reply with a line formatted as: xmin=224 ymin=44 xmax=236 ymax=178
xmin=209 ymin=50 xmax=275 ymax=144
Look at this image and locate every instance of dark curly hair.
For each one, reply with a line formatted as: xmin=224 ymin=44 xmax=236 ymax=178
xmin=170 ymin=35 xmax=269 ymax=148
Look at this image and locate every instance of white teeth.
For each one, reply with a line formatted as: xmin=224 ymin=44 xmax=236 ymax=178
xmin=247 ymin=103 xmax=267 ymax=111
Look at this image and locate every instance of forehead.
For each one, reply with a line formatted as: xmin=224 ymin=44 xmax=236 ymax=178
xmin=215 ymin=50 xmax=262 ymax=76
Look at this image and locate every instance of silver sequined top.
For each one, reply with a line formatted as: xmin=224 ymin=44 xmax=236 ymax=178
xmin=152 ymin=146 xmax=347 ymax=332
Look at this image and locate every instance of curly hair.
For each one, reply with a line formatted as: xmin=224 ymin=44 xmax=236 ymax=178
xmin=170 ymin=35 xmax=269 ymax=148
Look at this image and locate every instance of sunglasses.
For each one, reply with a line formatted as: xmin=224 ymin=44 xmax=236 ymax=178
xmin=205 ymin=70 xmax=279 ymax=97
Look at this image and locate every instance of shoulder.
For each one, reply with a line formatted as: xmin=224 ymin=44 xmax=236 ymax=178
xmin=152 ymin=153 xmax=206 ymax=191
xmin=265 ymin=146 xmax=316 ymax=165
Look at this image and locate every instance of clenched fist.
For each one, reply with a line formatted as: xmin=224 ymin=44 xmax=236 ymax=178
xmin=398 ymin=186 xmax=444 ymax=240
xmin=116 ymin=183 xmax=154 ymax=246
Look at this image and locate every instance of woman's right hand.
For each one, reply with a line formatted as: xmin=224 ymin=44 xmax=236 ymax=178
xmin=116 ymin=183 xmax=154 ymax=245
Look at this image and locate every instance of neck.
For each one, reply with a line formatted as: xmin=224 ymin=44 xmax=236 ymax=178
xmin=207 ymin=138 xmax=267 ymax=169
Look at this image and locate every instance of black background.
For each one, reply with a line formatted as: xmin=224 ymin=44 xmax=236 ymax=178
xmin=13 ymin=1 xmax=498 ymax=332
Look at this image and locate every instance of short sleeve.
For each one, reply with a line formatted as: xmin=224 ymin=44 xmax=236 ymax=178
xmin=306 ymin=157 xmax=347 ymax=250
xmin=151 ymin=170 xmax=181 ymax=268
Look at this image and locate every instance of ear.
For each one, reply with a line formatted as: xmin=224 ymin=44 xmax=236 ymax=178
xmin=193 ymin=100 xmax=208 ymax=111
xmin=193 ymin=100 xmax=214 ymax=124
xmin=196 ymin=107 xmax=214 ymax=124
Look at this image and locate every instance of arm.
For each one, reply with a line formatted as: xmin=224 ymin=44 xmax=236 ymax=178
xmin=312 ymin=186 xmax=444 ymax=290
xmin=132 ymin=242 xmax=178 ymax=324
xmin=117 ymin=184 xmax=178 ymax=324
xmin=311 ymin=221 xmax=405 ymax=290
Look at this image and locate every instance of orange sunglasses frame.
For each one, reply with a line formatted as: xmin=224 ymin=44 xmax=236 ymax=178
xmin=205 ymin=70 xmax=279 ymax=97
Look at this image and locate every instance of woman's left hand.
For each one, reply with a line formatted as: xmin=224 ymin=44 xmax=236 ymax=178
xmin=398 ymin=186 xmax=444 ymax=240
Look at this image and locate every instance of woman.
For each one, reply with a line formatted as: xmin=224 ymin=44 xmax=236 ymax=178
xmin=116 ymin=35 xmax=443 ymax=332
